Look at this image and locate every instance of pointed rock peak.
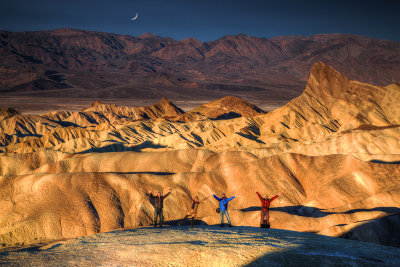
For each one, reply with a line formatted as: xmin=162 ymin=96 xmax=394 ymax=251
xmin=90 ymin=101 xmax=105 ymax=107
xmin=211 ymin=96 xmax=265 ymax=113
xmin=219 ymin=33 xmax=250 ymax=41
xmin=185 ymin=95 xmax=266 ymax=119
xmin=156 ymin=97 xmax=184 ymax=114
xmin=309 ymin=62 xmax=346 ymax=79
xmin=179 ymin=37 xmax=202 ymax=46
xmin=0 ymin=107 xmax=20 ymax=121
xmin=305 ymin=62 xmax=350 ymax=98
xmin=234 ymin=34 xmax=254 ymax=40
xmin=138 ymin=33 xmax=159 ymax=39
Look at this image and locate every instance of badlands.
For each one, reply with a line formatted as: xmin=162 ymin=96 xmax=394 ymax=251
xmin=0 ymin=62 xmax=400 ymax=253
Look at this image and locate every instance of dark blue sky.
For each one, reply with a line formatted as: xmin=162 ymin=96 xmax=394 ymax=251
xmin=1 ymin=0 xmax=399 ymax=41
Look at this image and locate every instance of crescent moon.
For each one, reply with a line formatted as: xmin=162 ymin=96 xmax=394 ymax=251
xmin=131 ymin=13 xmax=139 ymax=21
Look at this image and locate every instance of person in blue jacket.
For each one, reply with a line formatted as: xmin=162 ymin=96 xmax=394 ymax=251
xmin=213 ymin=193 xmax=237 ymax=227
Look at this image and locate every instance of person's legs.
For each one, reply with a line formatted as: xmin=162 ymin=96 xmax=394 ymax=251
xmin=159 ymin=209 xmax=164 ymax=227
xmin=225 ymin=211 xmax=231 ymax=225
xmin=220 ymin=211 xmax=224 ymax=226
xmin=265 ymin=210 xmax=270 ymax=226
xmin=261 ymin=210 xmax=267 ymax=225
xmin=154 ymin=209 xmax=159 ymax=226
xmin=190 ymin=218 xmax=194 ymax=228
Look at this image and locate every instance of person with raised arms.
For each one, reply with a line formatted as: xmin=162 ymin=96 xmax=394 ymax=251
xmin=256 ymin=190 xmax=280 ymax=228
xmin=213 ymin=193 xmax=237 ymax=227
xmin=147 ymin=189 xmax=172 ymax=227
xmin=178 ymin=195 xmax=208 ymax=228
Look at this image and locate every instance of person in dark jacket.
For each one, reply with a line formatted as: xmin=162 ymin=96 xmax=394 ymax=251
xmin=213 ymin=193 xmax=237 ymax=227
xmin=147 ymin=189 xmax=172 ymax=227
xmin=256 ymin=190 xmax=279 ymax=228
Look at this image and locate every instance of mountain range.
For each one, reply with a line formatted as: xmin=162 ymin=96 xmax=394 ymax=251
xmin=1 ymin=28 xmax=400 ymax=101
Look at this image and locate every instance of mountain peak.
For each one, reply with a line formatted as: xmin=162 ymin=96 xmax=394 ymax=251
xmin=305 ymin=61 xmax=350 ymax=99
xmin=177 ymin=95 xmax=266 ymax=121
xmin=89 ymin=101 xmax=105 ymax=108
xmin=137 ymin=33 xmax=159 ymax=39
xmin=179 ymin=37 xmax=202 ymax=45
xmin=0 ymin=107 xmax=20 ymax=121
xmin=154 ymin=97 xmax=184 ymax=115
xmin=49 ymin=28 xmax=87 ymax=36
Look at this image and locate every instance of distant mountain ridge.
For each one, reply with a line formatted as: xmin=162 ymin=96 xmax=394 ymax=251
xmin=1 ymin=28 xmax=400 ymax=100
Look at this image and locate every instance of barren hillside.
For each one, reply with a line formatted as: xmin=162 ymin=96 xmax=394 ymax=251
xmin=0 ymin=62 xmax=399 ymax=250
xmin=1 ymin=29 xmax=400 ymax=102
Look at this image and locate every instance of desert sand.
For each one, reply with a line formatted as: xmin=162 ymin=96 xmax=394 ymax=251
xmin=0 ymin=62 xmax=399 ymax=251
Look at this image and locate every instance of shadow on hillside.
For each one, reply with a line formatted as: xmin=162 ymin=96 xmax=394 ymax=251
xmin=240 ymin=205 xmax=400 ymax=218
xmin=14 ymin=132 xmax=42 ymax=138
xmin=339 ymin=213 xmax=400 ymax=248
xmin=161 ymin=219 xmax=208 ymax=227
xmin=242 ymin=232 xmax=393 ymax=266
xmin=77 ymin=140 xmax=166 ymax=154
xmin=109 ymin=171 xmax=175 ymax=175
xmin=239 ymin=205 xmax=400 ymax=249
xmin=370 ymin=160 xmax=400 ymax=164
xmin=46 ymin=119 xmax=82 ymax=128
xmin=212 ymin=112 xmax=242 ymax=120
xmin=239 ymin=205 xmax=333 ymax=217
xmin=112 ymin=226 xmax=398 ymax=265
xmin=236 ymin=132 xmax=266 ymax=144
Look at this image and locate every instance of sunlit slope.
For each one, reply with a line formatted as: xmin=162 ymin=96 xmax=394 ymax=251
xmin=1 ymin=63 xmax=399 ymax=161
xmin=1 ymin=150 xmax=399 ymax=248
xmin=1 ymin=62 xmax=400 ymax=248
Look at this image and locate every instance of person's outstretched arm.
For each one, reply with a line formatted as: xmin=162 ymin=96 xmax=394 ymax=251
xmin=270 ymin=194 xmax=279 ymax=202
xmin=226 ymin=196 xmax=236 ymax=202
xmin=147 ymin=190 xmax=154 ymax=199
xmin=256 ymin=191 xmax=262 ymax=201
xmin=213 ymin=194 xmax=221 ymax=201
xmin=163 ymin=189 xmax=172 ymax=199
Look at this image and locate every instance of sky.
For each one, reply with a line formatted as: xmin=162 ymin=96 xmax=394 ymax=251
xmin=0 ymin=0 xmax=399 ymax=41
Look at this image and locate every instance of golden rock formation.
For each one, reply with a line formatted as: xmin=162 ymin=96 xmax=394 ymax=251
xmin=1 ymin=62 xmax=399 ymax=249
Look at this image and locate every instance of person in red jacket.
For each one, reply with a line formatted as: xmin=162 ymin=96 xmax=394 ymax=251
xmin=256 ymin=190 xmax=280 ymax=228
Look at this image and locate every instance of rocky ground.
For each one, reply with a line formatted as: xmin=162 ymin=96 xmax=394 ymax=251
xmin=1 ymin=226 xmax=400 ymax=266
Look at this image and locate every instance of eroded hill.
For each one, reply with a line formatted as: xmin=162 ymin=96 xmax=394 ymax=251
xmin=0 ymin=62 xmax=399 ymax=249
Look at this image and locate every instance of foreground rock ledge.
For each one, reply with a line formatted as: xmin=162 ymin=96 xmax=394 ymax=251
xmin=1 ymin=226 xmax=400 ymax=266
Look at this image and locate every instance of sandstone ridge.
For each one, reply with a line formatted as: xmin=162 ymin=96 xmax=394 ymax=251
xmin=0 ymin=62 xmax=399 ymax=249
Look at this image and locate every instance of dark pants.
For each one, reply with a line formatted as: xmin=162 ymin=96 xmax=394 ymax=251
xmin=261 ymin=209 xmax=270 ymax=226
xmin=154 ymin=209 xmax=163 ymax=226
